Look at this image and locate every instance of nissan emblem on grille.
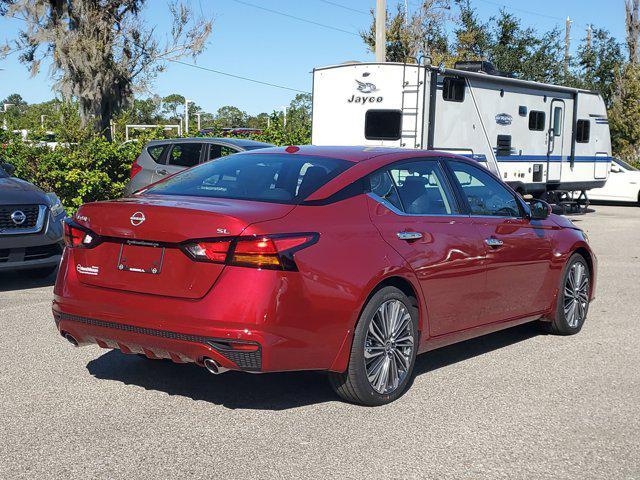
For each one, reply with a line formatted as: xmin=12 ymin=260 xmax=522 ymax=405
xmin=11 ymin=210 xmax=26 ymax=225
xmin=130 ymin=211 xmax=145 ymax=226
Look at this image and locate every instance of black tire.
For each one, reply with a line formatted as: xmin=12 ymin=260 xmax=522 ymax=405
xmin=541 ymin=253 xmax=590 ymax=335
xmin=328 ymin=286 xmax=419 ymax=406
xmin=24 ymin=266 xmax=57 ymax=278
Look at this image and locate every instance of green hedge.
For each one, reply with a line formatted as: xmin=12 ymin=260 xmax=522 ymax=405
xmin=0 ymin=123 xmax=311 ymax=213
xmin=1 ymin=132 xmax=142 ymax=212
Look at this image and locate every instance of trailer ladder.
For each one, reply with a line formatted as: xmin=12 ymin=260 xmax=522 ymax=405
xmin=401 ymin=64 xmax=424 ymax=148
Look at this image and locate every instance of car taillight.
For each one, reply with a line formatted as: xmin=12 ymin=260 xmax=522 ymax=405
xmin=63 ymin=219 xmax=99 ymax=248
xmin=184 ymin=240 xmax=231 ymax=263
xmin=182 ymin=233 xmax=318 ymax=271
xmin=130 ymin=157 xmax=142 ymax=180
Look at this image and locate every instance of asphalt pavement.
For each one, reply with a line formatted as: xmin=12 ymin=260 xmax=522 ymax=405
xmin=0 ymin=204 xmax=638 ymax=479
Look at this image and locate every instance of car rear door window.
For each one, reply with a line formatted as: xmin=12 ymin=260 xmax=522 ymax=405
xmin=449 ymin=160 xmax=521 ymax=217
xmin=209 ymin=144 xmax=240 ymax=160
xmin=370 ymin=159 xmax=458 ymax=215
xmin=167 ymin=143 xmax=203 ymax=168
xmin=147 ymin=145 xmax=167 ymax=163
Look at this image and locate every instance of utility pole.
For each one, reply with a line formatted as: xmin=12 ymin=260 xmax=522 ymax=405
xmin=375 ymin=0 xmax=386 ymax=62
xmin=281 ymin=106 xmax=288 ymax=128
xmin=564 ymin=17 xmax=572 ymax=78
xmin=184 ymin=98 xmax=191 ymax=134
xmin=586 ymin=24 xmax=592 ymax=50
xmin=195 ymin=113 xmax=201 ymax=131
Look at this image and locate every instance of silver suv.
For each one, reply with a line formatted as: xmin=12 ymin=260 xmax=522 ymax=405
xmin=125 ymin=137 xmax=273 ymax=195
xmin=0 ymin=160 xmax=66 ymax=277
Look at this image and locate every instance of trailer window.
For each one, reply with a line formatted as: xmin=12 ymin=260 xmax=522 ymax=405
xmin=552 ymin=106 xmax=563 ymax=137
xmin=528 ymin=111 xmax=545 ymax=131
xmin=576 ymin=119 xmax=590 ymax=143
xmin=365 ymin=110 xmax=402 ymax=141
xmin=442 ymin=77 xmax=465 ymax=102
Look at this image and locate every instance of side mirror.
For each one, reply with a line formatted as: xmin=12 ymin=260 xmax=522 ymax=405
xmin=610 ymin=164 xmax=622 ymax=173
xmin=1 ymin=162 xmax=15 ymax=176
xmin=529 ymin=199 xmax=552 ymax=220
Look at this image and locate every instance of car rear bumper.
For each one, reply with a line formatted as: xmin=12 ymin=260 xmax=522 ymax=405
xmin=52 ymin=249 xmax=358 ymax=373
xmin=53 ymin=310 xmax=262 ymax=371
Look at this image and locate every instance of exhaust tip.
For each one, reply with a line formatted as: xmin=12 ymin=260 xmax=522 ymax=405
xmin=203 ymin=358 xmax=228 ymax=375
xmin=63 ymin=333 xmax=79 ymax=347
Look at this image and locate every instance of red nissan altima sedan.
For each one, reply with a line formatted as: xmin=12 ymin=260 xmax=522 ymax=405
xmin=53 ymin=146 xmax=596 ymax=405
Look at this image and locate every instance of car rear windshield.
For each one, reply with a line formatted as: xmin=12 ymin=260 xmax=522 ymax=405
xmin=146 ymin=153 xmax=352 ymax=204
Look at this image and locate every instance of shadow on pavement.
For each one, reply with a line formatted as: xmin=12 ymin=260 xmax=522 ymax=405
xmin=87 ymin=322 xmax=542 ymax=410
xmin=0 ymin=269 xmax=56 ymax=292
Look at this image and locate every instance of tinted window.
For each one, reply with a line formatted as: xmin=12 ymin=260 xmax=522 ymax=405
xmin=209 ymin=144 xmax=239 ymax=160
xmin=146 ymin=153 xmax=351 ymax=204
xmin=370 ymin=160 xmax=458 ymax=215
xmin=450 ymin=161 xmax=521 ymax=217
xmin=576 ymin=119 xmax=590 ymax=143
xmin=443 ymin=77 xmax=465 ymax=102
xmin=147 ymin=145 xmax=166 ymax=162
xmin=168 ymin=143 xmax=203 ymax=167
xmin=528 ymin=111 xmax=545 ymax=131
xmin=365 ymin=110 xmax=402 ymax=140
xmin=369 ymin=170 xmax=403 ymax=211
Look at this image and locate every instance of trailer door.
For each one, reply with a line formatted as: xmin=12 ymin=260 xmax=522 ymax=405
xmin=547 ymin=100 xmax=565 ymax=182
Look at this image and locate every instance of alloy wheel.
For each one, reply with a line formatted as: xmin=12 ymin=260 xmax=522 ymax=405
xmin=364 ymin=299 xmax=415 ymax=394
xmin=563 ymin=261 xmax=590 ymax=328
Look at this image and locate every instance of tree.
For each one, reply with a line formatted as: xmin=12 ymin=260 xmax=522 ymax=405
xmin=214 ymin=106 xmax=247 ymax=128
xmin=162 ymin=94 xmax=186 ymax=120
xmin=576 ymin=29 xmax=624 ymax=107
xmin=453 ymin=0 xmax=490 ymax=61
xmin=286 ymin=93 xmax=312 ymax=130
xmin=609 ymin=64 xmax=640 ymax=161
xmin=1 ymin=1 xmax=212 ymax=141
xmin=361 ymin=1 xmax=451 ymax=64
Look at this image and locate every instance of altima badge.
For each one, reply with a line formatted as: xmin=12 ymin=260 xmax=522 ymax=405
xmin=130 ymin=211 xmax=146 ymax=226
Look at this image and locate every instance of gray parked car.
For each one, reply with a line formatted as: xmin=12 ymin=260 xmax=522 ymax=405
xmin=125 ymin=137 xmax=274 ymax=195
xmin=0 ymin=160 xmax=66 ymax=277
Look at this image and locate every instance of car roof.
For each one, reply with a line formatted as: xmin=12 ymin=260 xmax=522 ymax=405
xmin=242 ymin=146 xmax=473 ymax=202
xmin=245 ymin=145 xmax=447 ymax=163
xmin=146 ymin=137 xmax=274 ymax=148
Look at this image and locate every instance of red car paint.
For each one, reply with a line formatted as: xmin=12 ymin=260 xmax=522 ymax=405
xmin=53 ymin=146 xmax=596 ymax=374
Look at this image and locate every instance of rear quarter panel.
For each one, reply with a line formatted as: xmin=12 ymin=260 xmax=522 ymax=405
xmin=243 ymin=194 xmax=424 ymax=372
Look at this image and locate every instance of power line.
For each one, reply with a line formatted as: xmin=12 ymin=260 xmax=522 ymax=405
xmin=168 ymin=59 xmax=309 ymax=93
xmin=3 ymin=13 xmax=309 ymax=94
xmin=315 ymin=0 xmax=370 ymax=15
xmin=474 ymin=0 xmax=590 ymax=28
xmin=228 ymin=0 xmax=360 ymax=36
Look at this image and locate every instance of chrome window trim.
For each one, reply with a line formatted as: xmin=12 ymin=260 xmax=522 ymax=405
xmin=0 ymin=205 xmax=48 ymax=235
xmin=368 ymin=194 xmax=524 ymax=220
xmin=367 ymin=193 xmax=469 ymax=218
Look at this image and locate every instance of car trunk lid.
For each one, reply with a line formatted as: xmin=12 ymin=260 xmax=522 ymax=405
xmin=70 ymin=195 xmax=294 ymax=299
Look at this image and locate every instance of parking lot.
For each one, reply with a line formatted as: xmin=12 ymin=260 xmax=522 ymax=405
xmin=0 ymin=204 xmax=638 ymax=479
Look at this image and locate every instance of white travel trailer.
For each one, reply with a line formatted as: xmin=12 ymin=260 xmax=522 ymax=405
xmin=312 ymin=61 xmax=612 ymax=199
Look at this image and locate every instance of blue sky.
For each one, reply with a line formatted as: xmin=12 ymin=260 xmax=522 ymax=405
xmin=0 ymin=0 xmax=628 ymax=115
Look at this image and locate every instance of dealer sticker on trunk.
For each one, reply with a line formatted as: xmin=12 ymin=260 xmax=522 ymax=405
xmin=76 ymin=265 xmax=100 ymax=276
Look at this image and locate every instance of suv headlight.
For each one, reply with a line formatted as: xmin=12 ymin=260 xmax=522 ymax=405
xmin=46 ymin=193 xmax=66 ymax=217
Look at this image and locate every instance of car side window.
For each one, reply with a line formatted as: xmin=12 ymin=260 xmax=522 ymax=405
xmin=209 ymin=145 xmax=239 ymax=161
xmin=147 ymin=145 xmax=167 ymax=164
xmin=449 ymin=160 xmax=521 ymax=217
xmin=370 ymin=159 xmax=458 ymax=215
xmin=168 ymin=143 xmax=203 ymax=168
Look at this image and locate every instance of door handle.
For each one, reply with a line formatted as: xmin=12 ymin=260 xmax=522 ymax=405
xmin=485 ymin=237 xmax=504 ymax=247
xmin=397 ymin=231 xmax=423 ymax=241
xmin=155 ymin=169 xmax=168 ymax=176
